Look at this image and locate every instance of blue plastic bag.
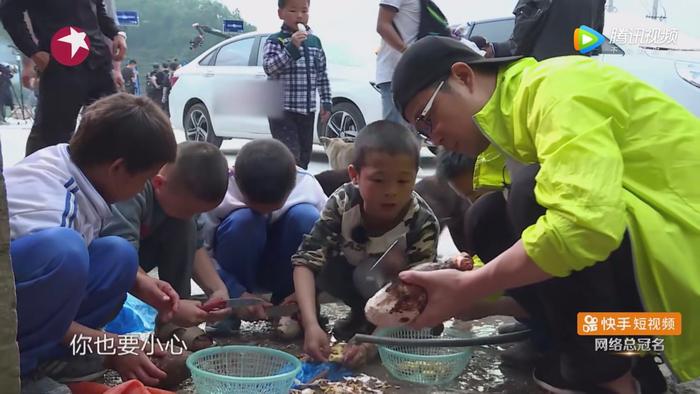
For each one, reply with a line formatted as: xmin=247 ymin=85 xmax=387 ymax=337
xmin=294 ymin=361 xmax=353 ymax=387
xmin=105 ymin=294 xmax=158 ymax=334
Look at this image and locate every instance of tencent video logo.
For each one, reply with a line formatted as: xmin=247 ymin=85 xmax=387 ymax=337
xmin=574 ymin=25 xmax=604 ymax=54
xmin=50 ymin=26 xmax=91 ymax=66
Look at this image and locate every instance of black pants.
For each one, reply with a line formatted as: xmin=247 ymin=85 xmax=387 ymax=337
xmin=268 ymin=111 xmax=315 ymax=170
xmin=467 ymin=164 xmax=645 ymax=385
xmin=318 ymin=258 xmax=367 ymax=313
xmin=26 ymin=62 xmax=116 ymax=156
xmin=139 ymin=217 xmax=197 ymax=298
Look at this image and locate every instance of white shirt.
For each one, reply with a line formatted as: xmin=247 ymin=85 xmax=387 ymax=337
xmin=375 ymin=0 xmax=421 ymax=84
xmin=6 ymin=144 xmax=112 ymax=245
xmin=202 ymin=166 xmax=327 ymax=248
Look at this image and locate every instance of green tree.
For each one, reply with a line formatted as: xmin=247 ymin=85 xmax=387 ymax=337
xmin=117 ymin=0 xmax=256 ymax=67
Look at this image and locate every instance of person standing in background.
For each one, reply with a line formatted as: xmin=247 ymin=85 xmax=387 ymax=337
xmin=121 ymin=59 xmax=138 ymax=95
xmin=0 ymin=0 xmax=128 ymax=156
xmin=375 ymin=0 xmax=420 ymax=124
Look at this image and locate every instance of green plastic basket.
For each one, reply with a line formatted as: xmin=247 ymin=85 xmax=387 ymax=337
xmin=376 ymin=327 xmax=473 ymax=385
xmin=186 ymin=345 xmax=301 ymax=394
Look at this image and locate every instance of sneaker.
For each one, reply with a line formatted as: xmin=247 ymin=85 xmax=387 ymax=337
xmin=500 ymin=339 xmax=544 ymax=372
xmin=333 ymin=308 xmax=375 ymax=341
xmin=21 ymin=375 xmax=71 ymax=394
xmin=39 ymin=352 xmax=106 ymax=383
xmin=205 ymin=315 xmax=242 ymax=336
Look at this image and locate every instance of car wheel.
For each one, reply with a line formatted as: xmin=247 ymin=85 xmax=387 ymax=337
xmin=318 ymin=101 xmax=365 ymax=141
xmin=184 ymin=103 xmax=222 ymax=147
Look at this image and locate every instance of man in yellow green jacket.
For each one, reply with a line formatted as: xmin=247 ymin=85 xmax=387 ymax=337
xmin=392 ymin=36 xmax=700 ymax=393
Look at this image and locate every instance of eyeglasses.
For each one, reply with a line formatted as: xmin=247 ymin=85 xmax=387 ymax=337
xmin=414 ymin=80 xmax=445 ymax=145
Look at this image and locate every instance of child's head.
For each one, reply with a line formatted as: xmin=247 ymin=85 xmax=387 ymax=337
xmin=392 ymin=36 xmax=521 ymax=158
xmin=349 ymin=121 xmax=420 ymax=224
xmin=435 ymin=149 xmax=478 ymax=202
xmin=153 ymin=142 xmax=229 ymax=219
xmin=234 ymin=139 xmax=297 ymax=214
xmin=278 ymin=0 xmax=310 ymax=30
xmin=69 ymin=93 xmax=177 ymax=204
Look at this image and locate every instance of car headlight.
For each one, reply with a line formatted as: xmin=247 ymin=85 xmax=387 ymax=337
xmin=675 ymin=61 xmax=700 ymax=89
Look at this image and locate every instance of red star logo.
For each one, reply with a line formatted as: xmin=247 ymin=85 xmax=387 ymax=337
xmin=50 ymin=26 xmax=91 ymax=66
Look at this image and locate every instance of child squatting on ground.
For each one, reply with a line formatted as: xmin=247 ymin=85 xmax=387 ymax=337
xmin=6 ymin=93 xmax=180 ymax=392
xmin=292 ymin=120 xmax=440 ymax=368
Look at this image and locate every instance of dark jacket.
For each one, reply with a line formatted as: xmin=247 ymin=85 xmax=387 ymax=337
xmin=0 ymin=0 xmax=119 ymax=69
xmin=493 ymin=0 xmax=606 ymax=60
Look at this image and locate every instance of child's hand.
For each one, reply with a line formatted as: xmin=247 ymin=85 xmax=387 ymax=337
xmin=171 ymin=299 xmax=210 ymax=327
xmin=304 ymin=324 xmax=330 ymax=362
xmin=105 ymin=340 xmax=167 ymax=386
xmin=320 ymin=109 xmax=331 ymax=125
xmin=342 ymin=343 xmax=378 ymax=369
xmin=291 ymin=31 xmax=308 ymax=48
xmin=236 ymin=292 xmax=271 ymax=321
xmin=133 ymin=276 xmax=180 ymax=322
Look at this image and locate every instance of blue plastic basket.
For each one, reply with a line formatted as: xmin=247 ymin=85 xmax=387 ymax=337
xmin=376 ymin=327 xmax=473 ymax=385
xmin=186 ymin=346 xmax=302 ymax=394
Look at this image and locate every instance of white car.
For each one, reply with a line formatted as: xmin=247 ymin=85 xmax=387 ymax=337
xmin=457 ymin=16 xmax=700 ymax=116
xmin=169 ymin=32 xmax=382 ymax=147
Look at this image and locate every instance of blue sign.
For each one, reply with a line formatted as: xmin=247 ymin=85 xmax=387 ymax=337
xmin=116 ymin=10 xmax=139 ymax=26
xmin=223 ymin=20 xmax=244 ymax=33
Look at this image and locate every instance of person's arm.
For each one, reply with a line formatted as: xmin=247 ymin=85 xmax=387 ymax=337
xmin=0 ymin=1 xmax=39 ymax=58
xmin=263 ymin=37 xmax=298 ymax=77
xmin=316 ymin=45 xmax=332 ymax=115
xmin=376 ymin=4 xmax=406 ymax=53
xmin=192 ymin=247 xmax=228 ymax=299
xmin=96 ymin=0 xmax=119 ymax=40
xmin=291 ymin=189 xmax=343 ymax=328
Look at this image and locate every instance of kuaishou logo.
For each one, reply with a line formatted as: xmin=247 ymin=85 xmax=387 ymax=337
xmin=574 ymin=25 xmax=604 ymax=54
xmin=50 ymin=26 xmax=91 ymax=66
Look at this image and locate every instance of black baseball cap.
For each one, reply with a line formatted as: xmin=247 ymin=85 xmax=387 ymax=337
xmin=392 ymin=36 xmax=522 ymax=119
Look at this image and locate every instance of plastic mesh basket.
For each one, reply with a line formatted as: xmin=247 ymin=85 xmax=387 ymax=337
xmin=186 ymin=346 xmax=301 ymax=394
xmin=376 ymin=327 xmax=473 ymax=385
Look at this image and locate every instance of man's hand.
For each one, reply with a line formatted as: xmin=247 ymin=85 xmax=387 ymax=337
xmin=21 ymin=65 xmax=36 ymax=89
xmin=132 ymin=275 xmax=180 ymax=322
xmin=113 ymin=35 xmax=127 ymax=62
xmin=399 ymin=269 xmax=472 ymax=328
xmin=31 ymin=51 xmax=50 ymax=73
xmin=105 ymin=340 xmax=167 ymax=386
xmin=112 ymin=70 xmax=125 ymax=90
xmin=236 ymin=292 xmax=271 ymax=321
xmin=291 ymin=31 xmax=308 ymax=48
xmin=303 ymin=323 xmax=330 ymax=362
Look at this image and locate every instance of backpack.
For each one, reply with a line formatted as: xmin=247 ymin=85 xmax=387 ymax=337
xmin=392 ymin=0 xmax=451 ymax=43
xmin=417 ymin=0 xmax=451 ymax=39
